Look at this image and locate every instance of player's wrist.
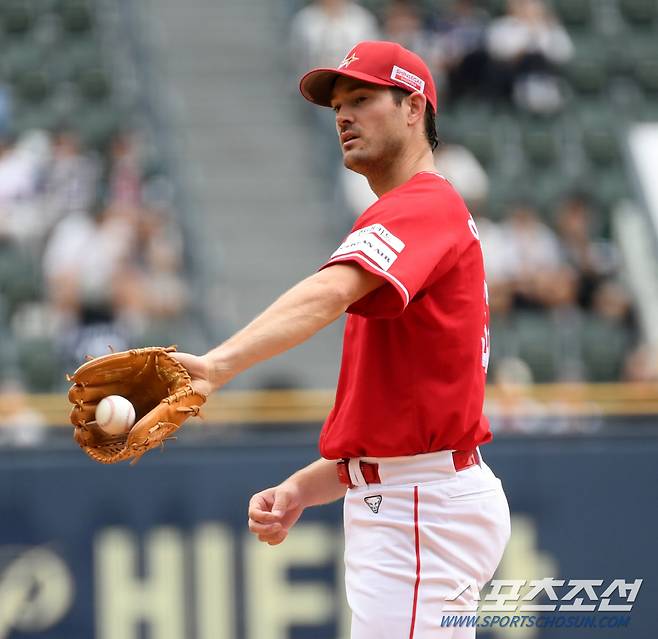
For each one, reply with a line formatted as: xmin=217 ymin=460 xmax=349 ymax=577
xmin=202 ymin=352 xmax=233 ymax=391
xmin=278 ymin=477 xmax=310 ymax=509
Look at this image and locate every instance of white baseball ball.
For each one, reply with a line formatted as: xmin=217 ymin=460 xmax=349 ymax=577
xmin=95 ymin=395 xmax=136 ymax=436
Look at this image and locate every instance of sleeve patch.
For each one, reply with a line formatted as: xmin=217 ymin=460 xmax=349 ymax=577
xmin=331 ymin=232 xmax=399 ymax=271
xmin=358 ymin=224 xmax=406 ymax=252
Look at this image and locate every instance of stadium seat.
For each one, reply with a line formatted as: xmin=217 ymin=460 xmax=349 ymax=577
xmin=484 ymin=179 xmax=517 ymax=221
xmin=520 ymin=120 xmax=561 ymax=167
xmin=552 ymin=0 xmax=593 ymax=30
xmin=14 ymin=68 xmax=51 ymax=103
xmin=461 ymin=126 xmax=496 ymax=167
xmin=566 ymin=102 xmax=623 ymax=176
xmin=0 ymin=243 xmax=41 ymax=314
xmin=617 ymin=0 xmax=658 ymax=26
xmin=581 ymin=315 xmax=633 ymax=381
xmin=76 ymin=66 xmax=111 ymax=102
xmin=482 ymin=0 xmax=507 ymax=17
xmin=441 ymin=102 xmax=501 ymax=168
xmin=74 ymin=104 xmax=120 ymax=149
xmin=2 ymin=41 xmax=44 ymax=82
xmin=581 ymin=124 xmax=620 ymax=167
xmin=634 ymin=54 xmax=658 ymax=96
xmin=17 ymin=337 xmax=59 ymax=391
xmin=515 ymin=312 xmax=559 ymax=383
xmin=48 ymin=35 xmax=102 ymax=82
xmin=590 ymin=167 xmax=631 ymax=210
xmin=526 ymin=171 xmax=570 ymax=216
xmin=1 ymin=2 xmax=35 ymax=38
xmin=566 ymin=38 xmax=608 ymax=95
xmin=60 ymin=0 xmax=93 ymax=35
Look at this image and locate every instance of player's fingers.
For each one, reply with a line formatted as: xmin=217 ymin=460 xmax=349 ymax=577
xmin=267 ymin=531 xmax=288 ymax=546
xmin=257 ymin=529 xmax=287 ymax=544
xmin=248 ymin=518 xmax=281 ymax=535
xmin=248 ymin=490 xmax=275 ymax=512
xmin=248 ymin=508 xmax=280 ymax=525
xmin=248 ymin=493 xmax=279 ymax=521
xmin=271 ymin=490 xmax=294 ymax=518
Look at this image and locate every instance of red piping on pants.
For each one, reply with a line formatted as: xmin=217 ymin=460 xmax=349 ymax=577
xmin=408 ymin=486 xmax=421 ymax=639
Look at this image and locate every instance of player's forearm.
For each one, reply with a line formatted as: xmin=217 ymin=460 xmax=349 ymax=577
xmin=283 ymin=457 xmax=347 ymax=507
xmin=204 ymin=272 xmax=350 ymax=389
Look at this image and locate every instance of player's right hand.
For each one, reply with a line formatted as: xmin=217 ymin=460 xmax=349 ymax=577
xmin=248 ymin=483 xmax=305 ymax=546
xmin=168 ymin=351 xmax=215 ymax=398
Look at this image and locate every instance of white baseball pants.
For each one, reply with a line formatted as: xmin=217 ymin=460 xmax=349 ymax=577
xmin=343 ymin=449 xmax=511 ymax=639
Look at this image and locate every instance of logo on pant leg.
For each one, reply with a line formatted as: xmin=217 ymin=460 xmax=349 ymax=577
xmin=364 ymin=495 xmax=382 ymax=514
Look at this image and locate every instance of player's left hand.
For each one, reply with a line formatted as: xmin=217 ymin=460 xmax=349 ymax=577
xmin=68 ymin=346 xmax=206 ymax=464
xmin=248 ymin=484 xmax=305 ymax=546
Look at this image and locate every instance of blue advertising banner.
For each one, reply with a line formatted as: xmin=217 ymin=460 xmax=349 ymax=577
xmin=0 ymin=431 xmax=655 ymax=639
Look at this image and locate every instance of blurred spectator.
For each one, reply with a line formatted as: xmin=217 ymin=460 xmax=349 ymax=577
xmin=487 ymin=356 xmax=600 ymax=433
xmin=338 ymin=166 xmax=376 ymax=219
xmin=289 ymin=0 xmax=379 ymax=78
xmin=382 ymin=0 xmax=427 ymax=54
xmin=584 ymin=279 xmax=636 ymax=380
xmin=42 ymin=201 xmax=140 ymax=326
xmin=486 ymin=0 xmax=573 ymax=113
xmin=434 ymin=140 xmax=489 ymax=210
xmin=486 ymin=356 xmax=557 ymax=433
xmin=0 ymin=380 xmax=46 ymax=446
xmin=591 ymin=279 xmax=633 ymax=325
xmin=43 ymin=128 xmax=99 ymax=229
xmin=503 ymin=200 xmax=576 ymax=309
xmin=623 ymin=344 xmax=658 ymax=382
xmin=107 ymin=130 xmax=143 ymax=206
xmin=0 ymin=131 xmax=49 ymax=204
xmin=554 ymin=191 xmax=618 ymax=310
xmin=477 ymin=214 xmax=517 ymax=315
xmin=114 ymin=205 xmax=189 ymax=332
xmin=431 ymin=0 xmax=491 ymax=102
xmin=290 ymin=0 xmax=380 ymax=192
xmin=0 ymin=131 xmax=51 ymax=246
xmin=56 ymin=306 xmax=130 ymax=376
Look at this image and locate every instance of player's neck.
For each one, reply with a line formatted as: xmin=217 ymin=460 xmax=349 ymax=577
xmin=366 ymin=146 xmax=436 ymax=197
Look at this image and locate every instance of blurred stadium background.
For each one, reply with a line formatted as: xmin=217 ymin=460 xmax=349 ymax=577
xmin=0 ymin=0 xmax=656 ymax=637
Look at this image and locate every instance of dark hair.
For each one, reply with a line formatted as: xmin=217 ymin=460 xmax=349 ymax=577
xmin=389 ymin=87 xmax=439 ymax=151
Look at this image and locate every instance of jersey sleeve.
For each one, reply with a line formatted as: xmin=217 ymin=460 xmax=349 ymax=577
xmin=320 ymin=183 xmax=468 ymax=318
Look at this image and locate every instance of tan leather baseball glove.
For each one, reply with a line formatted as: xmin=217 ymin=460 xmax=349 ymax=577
xmin=68 ymin=346 xmax=206 ymax=464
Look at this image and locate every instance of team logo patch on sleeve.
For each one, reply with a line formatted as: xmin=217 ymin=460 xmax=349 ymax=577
xmin=330 ymin=224 xmax=405 ymax=272
xmin=358 ymin=224 xmax=405 ymax=252
xmin=331 ymin=233 xmax=398 ymax=271
xmin=364 ymin=495 xmax=382 ymax=514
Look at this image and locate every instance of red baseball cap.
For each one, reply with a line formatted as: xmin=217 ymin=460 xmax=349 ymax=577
xmin=299 ymin=40 xmax=437 ymax=112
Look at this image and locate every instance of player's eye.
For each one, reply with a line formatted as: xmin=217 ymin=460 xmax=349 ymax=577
xmin=354 ymin=96 xmax=367 ymax=105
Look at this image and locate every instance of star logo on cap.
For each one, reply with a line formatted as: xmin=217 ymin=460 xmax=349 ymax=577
xmin=338 ymin=53 xmax=359 ymax=69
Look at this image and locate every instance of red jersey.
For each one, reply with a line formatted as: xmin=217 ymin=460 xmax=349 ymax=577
xmin=319 ymin=172 xmax=492 ymax=459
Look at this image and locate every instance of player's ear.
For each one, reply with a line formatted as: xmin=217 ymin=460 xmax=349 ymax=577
xmin=406 ymin=92 xmax=426 ymax=127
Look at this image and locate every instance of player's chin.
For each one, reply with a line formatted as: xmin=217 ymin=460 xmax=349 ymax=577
xmin=342 ymin=149 xmax=368 ymax=172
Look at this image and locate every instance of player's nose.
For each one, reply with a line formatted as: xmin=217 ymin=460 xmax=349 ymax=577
xmin=335 ymin=107 xmax=354 ymax=129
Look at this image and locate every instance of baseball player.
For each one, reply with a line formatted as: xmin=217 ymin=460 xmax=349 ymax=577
xmin=175 ymin=41 xmax=511 ymax=638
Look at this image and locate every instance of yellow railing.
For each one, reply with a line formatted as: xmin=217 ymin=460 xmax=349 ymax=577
xmin=14 ymin=383 xmax=658 ymax=426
